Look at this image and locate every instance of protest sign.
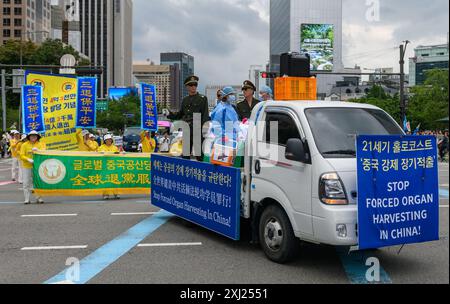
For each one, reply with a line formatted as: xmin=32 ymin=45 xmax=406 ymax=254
xmin=357 ymin=135 xmax=439 ymax=250
xmin=151 ymin=155 xmax=241 ymax=240
xmin=33 ymin=151 xmax=151 ymax=197
xmin=22 ymin=85 xmax=45 ymax=134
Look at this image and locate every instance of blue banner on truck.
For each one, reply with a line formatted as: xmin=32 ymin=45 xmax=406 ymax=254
xmin=357 ymin=135 xmax=440 ymax=250
xmin=151 ymin=155 xmax=241 ymax=240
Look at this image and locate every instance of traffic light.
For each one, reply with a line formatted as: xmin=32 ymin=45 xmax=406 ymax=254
xmin=261 ymin=72 xmax=278 ymax=79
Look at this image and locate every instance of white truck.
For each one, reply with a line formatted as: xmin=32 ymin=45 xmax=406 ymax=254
xmin=238 ymin=101 xmax=404 ymax=263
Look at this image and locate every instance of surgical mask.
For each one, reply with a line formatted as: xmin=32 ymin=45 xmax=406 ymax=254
xmin=227 ymin=95 xmax=236 ymax=103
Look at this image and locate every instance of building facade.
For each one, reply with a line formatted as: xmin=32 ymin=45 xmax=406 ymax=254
xmin=50 ymin=1 xmax=81 ymax=52
xmin=269 ymin=0 xmax=343 ymax=98
xmin=1 ymin=0 xmax=51 ymax=45
xmin=133 ymin=63 xmax=181 ymax=111
xmin=409 ymin=44 xmax=449 ymax=87
xmin=79 ymin=0 xmax=133 ymax=97
xmin=160 ymin=52 xmax=194 ymax=104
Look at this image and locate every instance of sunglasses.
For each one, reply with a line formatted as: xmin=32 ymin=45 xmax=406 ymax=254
xmin=187 ymin=83 xmax=198 ymax=87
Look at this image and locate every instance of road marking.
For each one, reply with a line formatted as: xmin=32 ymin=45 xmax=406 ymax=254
xmin=440 ymin=189 xmax=449 ymax=199
xmin=441 ymin=184 xmax=449 ymax=188
xmin=44 ymin=210 xmax=173 ymax=285
xmin=111 ymin=212 xmax=157 ymax=216
xmin=337 ymin=248 xmax=392 ymax=284
xmin=21 ymin=214 xmax=78 ymax=218
xmin=440 ymin=205 xmax=449 ymax=208
xmin=21 ymin=245 xmax=88 ymax=251
xmin=138 ymin=242 xmax=202 ymax=248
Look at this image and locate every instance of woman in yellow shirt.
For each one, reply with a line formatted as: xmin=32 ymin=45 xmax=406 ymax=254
xmin=98 ymin=134 xmax=120 ymax=200
xmin=15 ymin=134 xmax=27 ymax=184
xmin=20 ymin=131 xmax=46 ymax=205
xmin=76 ymin=129 xmax=98 ymax=152
xmin=98 ymin=134 xmax=120 ymax=153
xmin=8 ymin=130 xmax=20 ymax=182
xmin=140 ymin=130 xmax=156 ymax=153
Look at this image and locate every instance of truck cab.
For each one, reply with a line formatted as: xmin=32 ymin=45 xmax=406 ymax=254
xmin=243 ymin=101 xmax=404 ymax=263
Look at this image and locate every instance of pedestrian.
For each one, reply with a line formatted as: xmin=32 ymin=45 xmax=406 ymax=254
xmin=168 ymin=75 xmax=210 ymax=160
xmin=15 ymin=134 xmax=27 ymax=184
xmin=159 ymin=132 xmax=171 ymax=153
xmin=76 ymin=129 xmax=98 ymax=152
xmin=140 ymin=130 xmax=156 ymax=153
xmin=237 ymin=80 xmax=261 ymax=121
xmin=439 ymin=131 xmax=449 ymax=162
xmin=8 ymin=130 xmax=21 ymax=182
xmin=20 ymin=131 xmax=46 ymax=205
xmin=0 ymin=133 xmax=8 ymax=158
xmin=259 ymin=85 xmax=273 ymax=102
xmin=98 ymin=134 xmax=120 ymax=200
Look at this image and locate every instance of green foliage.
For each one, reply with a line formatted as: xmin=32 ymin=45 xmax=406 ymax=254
xmin=0 ymin=38 xmax=90 ymax=67
xmin=408 ymin=69 xmax=449 ymax=130
xmin=96 ymin=96 xmax=141 ymax=134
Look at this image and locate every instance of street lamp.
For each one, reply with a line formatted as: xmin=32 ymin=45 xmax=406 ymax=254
xmin=19 ymin=30 xmax=50 ymax=67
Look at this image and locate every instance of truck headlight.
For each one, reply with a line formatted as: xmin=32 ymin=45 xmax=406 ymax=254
xmin=319 ymin=173 xmax=348 ymax=205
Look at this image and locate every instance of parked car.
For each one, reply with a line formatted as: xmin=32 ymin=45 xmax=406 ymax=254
xmin=123 ymin=127 xmax=141 ymax=152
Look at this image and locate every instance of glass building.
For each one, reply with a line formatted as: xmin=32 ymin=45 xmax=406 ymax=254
xmin=409 ymin=44 xmax=449 ymax=86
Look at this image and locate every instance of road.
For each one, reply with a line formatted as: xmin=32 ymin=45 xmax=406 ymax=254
xmin=0 ymin=157 xmax=448 ymax=284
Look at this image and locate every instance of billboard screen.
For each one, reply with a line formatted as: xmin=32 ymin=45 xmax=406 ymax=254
xmin=300 ymin=24 xmax=334 ymax=71
xmin=108 ymin=87 xmax=138 ymax=100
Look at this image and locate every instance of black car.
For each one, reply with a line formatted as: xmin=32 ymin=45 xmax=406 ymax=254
xmin=123 ymin=127 xmax=141 ymax=152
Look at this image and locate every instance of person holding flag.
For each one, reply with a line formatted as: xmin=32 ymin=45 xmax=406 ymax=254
xmin=140 ymin=130 xmax=156 ymax=153
xmin=98 ymin=134 xmax=120 ymax=200
xmin=20 ymin=131 xmax=46 ymax=205
xmin=403 ymin=116 xmax=412 ymax=134
xmin=15 ymin=134 xmax=28 ymax=184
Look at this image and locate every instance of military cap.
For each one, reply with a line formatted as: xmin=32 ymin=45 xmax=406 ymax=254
xmin=184 ymin=75 xmax=199 ymax=86
xmin=242 ymin=80 xmax=256 ymax=91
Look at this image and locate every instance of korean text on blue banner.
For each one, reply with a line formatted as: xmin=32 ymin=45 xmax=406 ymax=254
xmin=76 ymin=77 xmax=97 ymax=128
xmin=357 ymin=135 xmax=439 ymax=250
xmin=151 ymin=155 xmax=241 ymax=240
xmin=22 ymin=85 xmax=45 ymax=134
xmin=140 ymin=83 xmax=158 ymax=131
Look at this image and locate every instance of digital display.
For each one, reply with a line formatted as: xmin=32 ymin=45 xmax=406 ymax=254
xmin=301 ymin=24 xmax=335 ymax=71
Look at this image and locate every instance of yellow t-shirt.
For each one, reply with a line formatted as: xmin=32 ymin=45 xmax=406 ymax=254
xmin=76 ymin=130 xmax=98 ymax=152
xmin=20 ymin=141 xmax=46 ymax=169
xmin=141 ymin=132 xmax=156 ymax=153
xmin=9 ymin=139 xmax=19 ymax=158
xmin=98 ymin=144 xmax=119 ymax=153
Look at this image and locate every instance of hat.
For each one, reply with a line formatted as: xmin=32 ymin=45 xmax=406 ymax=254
xmin=184 ymin=75 xmax=199 ymax=86
xmin=21 ymin=134 xmax=27 ymax=141
xmin=259 ymin=85 xmax=273 ymax=96
xmin=220 ymin=87 xmax=236 ymax=98
xmin=242 ymin=80 xmax=256 ymax=91
xmin=27 ymin=130 xmax=41 ymax=140
xmin=89 ymin=134 xmax=95 ymax=138
xmin=104 ymin=134 xmax=113 ymax=141
xmin=10 ymin=130 xmax=19 ymax=135
xmin=82 ymin=130 xmax=90 ymax=137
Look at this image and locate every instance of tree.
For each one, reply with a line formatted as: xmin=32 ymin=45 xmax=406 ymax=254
xmin=349 ymin=85 xmax=402 ymax=123
xmin=408 ymin=69 xmax=449 ymax=130
xmin=31 ymin=39 xmax=89 ymax=66
xmin=96 ymin=96 xmax=141 ymax=134
xmin=0 ymin=40 xmax=37 ymax=65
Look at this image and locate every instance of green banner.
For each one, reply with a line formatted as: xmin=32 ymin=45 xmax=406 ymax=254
xmin=33 ymin=151 xmax=151 ymax=197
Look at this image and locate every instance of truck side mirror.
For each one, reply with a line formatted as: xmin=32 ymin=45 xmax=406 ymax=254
xmin=285 ymin=138 xmax=307 ymax=163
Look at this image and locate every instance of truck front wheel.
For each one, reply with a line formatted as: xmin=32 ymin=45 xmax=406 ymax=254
xmin=259 ymin=205 xmax=300 ymax=264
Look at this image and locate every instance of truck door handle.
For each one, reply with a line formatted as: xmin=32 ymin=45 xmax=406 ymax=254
xmin=255 ymin=160 xmax=261 ymax=175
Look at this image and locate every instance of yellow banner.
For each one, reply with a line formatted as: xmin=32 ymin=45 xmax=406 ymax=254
xmin=25 ymin=72 xmax=78 ymax=151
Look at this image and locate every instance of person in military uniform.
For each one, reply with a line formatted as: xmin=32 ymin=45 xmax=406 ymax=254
xmin=168 ymin=76 xmax=209 ymax=159
xmin=237 ymin=80 xmax=261 ymax=121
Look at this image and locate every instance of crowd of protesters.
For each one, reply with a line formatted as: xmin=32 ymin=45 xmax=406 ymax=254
xmin=415 ymin=130 xmax=449 ymax=162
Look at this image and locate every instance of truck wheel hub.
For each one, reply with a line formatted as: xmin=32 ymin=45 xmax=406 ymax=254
xmin=264 ymin=218 xmax=283 ymax=250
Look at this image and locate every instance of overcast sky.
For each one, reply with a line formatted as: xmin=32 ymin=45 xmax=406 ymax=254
xmin=133 ymin=0 xmax=449 ymax=88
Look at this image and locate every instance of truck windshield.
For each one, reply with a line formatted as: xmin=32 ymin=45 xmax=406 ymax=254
xmin=124 ymin=128 xmax=141 ymax=137
xmin=305 ymin=108 xmax=404 ymax=158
